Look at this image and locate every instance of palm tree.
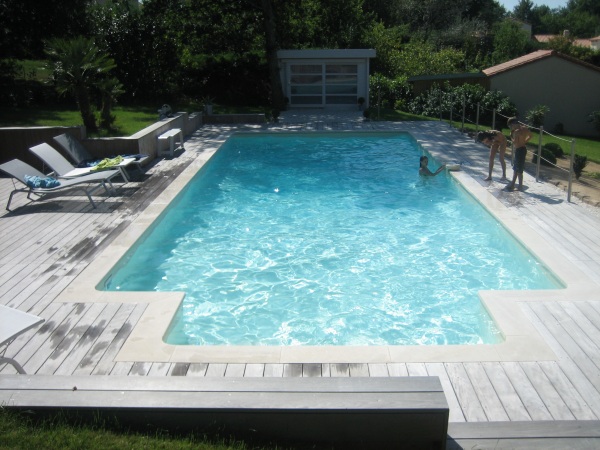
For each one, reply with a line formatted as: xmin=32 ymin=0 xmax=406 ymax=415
xmin=98 ymin=77 xmax=125 ymax=130
xmin=45 ymin=37 xmax=117 ymax=131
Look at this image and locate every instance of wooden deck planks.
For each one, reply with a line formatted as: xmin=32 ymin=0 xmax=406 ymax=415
xmin=463 ymin=363 xmax=510 ymax=421
xmin=71 ymin=303 xmax=137 ymax=375
xmin=538 ymin=361 xmax=599 ymax=420
xmin=445 ymin=363 xmax=488 ymax=421
xmin=481 ymin=361 xmax=531 ymax=421
xmin=501 ymin=361 xmax=554 ymax=421
xmin=1 ymin=120 xmax=600 ymax=434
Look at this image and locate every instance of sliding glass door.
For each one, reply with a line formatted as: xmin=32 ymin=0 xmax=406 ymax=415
xmin=289 ymin=64 xmax=358 ymax=106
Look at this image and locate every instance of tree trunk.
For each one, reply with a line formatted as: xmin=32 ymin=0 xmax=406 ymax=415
xmin=260 ymin=0 xmax=285 ymax=111
xmin=75 ymin=85 xmax=97 ymax=131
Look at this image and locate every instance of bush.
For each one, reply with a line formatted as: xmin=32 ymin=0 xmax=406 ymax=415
xmin=573 ymin=154 xmax=588 ymax=179
xmin=532 ymin=148 xmax=557 ymax=166
xmin=525 ymin=104 xmax=550 ymax=128
xmin=543 ymin=142 xmax=564 ymax=158
xmin=406 ymin=82 xmax=516 ymax=122
xmin=369 ymin=74 xmax=411 ymax=111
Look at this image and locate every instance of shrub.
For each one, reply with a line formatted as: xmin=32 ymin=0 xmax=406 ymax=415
xmin=543 ymin=142 xmax=564 ymax=158
xmin=406 ymin=82 xmax=516 ymax=122
xmin=525 ymin=104 xmax=550 ymax=128
xmin=369 ymin=74 xmax=411 ymax=111
xmin=532 ymin=148 xmax=557 ymax=166
xmin=573 ymin=154 xmax=588 ymax=179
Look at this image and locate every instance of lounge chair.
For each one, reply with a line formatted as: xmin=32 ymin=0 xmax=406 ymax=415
xmin=53 ymin=133 xmax=149 ymax=181
xmin=29 ymin=142 xmax=137 ymax=182
xmin=0 ymin=305 xmax=44 ymax=374
xmin=0 ymin=159 xmax=118 ymax=210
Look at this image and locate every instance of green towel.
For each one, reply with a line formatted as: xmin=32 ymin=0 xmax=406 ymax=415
xmin=91 ymin=155 xmax=124 ymax=171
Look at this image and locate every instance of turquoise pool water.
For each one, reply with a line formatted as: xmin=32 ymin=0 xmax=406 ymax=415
xmin=102 ymin=132 xmax=561 ymax=346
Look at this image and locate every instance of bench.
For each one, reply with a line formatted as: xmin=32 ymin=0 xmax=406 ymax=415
xmin=0 ymin=375 xmax=449 ymax=448
xmin=157 ymin=128 xmax=184 ymax=157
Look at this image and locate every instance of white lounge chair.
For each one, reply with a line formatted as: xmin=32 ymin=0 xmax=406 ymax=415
xmin=0 ymin=159 xmax=118 ymax=210
xmin=53 ymin=133 xmax=149 ymax=180
xmin=0 ymin=305 xmax=44 ymax=374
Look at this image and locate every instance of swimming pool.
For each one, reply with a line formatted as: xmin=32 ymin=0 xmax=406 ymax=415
xmin=102 ymin=132 xmax=561 ymax=347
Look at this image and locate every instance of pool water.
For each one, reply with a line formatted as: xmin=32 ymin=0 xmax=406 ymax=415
xmin=103 ymin=133 xmax=561 ymax=346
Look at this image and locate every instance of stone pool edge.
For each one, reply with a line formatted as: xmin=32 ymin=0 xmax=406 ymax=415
xmin=54 ymin=127 xmax=597 ymax=364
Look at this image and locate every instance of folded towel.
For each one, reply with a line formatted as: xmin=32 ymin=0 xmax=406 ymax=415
xmin=91 ymin=155 xmax=124 ymax=171
xmin=25 ymin=175 xmax=61 ymax=188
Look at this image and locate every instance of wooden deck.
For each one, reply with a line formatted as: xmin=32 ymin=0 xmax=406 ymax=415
xmin=2 ymin=116 xmax=600 ymax=446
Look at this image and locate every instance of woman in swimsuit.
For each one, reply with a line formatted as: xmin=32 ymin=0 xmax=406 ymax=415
xmin=477 ymin=130 xmax=507 ymax=181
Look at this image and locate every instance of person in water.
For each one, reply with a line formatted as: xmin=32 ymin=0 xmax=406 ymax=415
xmin=419 ymin=156 xmax=446 ymax=176
xmin=477 ymin=130 xmax=507 ymax=181
xmin=506 ymin=117 xmax=532 ymax=191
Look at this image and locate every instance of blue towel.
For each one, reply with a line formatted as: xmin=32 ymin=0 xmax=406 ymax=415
xmin=25 ymin=175 xmax=61 ymax=188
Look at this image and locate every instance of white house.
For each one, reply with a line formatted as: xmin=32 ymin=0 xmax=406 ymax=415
xmin=277 ymin=49 xmax=376 ymax=109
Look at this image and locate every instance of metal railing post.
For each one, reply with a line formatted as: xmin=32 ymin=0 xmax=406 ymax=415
xmin=568 ymin=139 xmax=575 ymax=202
xmin=535 ymin=126 xmax=543 ymax=182
xmin=476 ymin=103 xmax=480 ymax=133
xmin=461 ymin=95 xmax=466 ymax=132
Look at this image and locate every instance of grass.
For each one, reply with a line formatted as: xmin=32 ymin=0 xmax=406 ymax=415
xmin=0 ymin=103 xmax=267 ymax=138
xmin=0 ymin=105 xmax=159 ymax=138
xmin=0 ymin=409 xmax=277 ymax=450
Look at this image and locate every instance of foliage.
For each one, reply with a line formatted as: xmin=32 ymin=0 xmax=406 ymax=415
xmin=45 ymin=37 xmax=119 ymax=131
xmin=532 ymin=148 xmax=557 ymax=166
xmin=573 ymin=154 xmax=588 ymax=179
xmin=97 ymin=76 xmax=125 ymax=129
xmin=525 ymin=104 xmax=550 ymax=128
xmin=492 ymin=20 xmax=533 ymax=63
xmin=0 ymin=0 xmax=91 ymax=59
xmin=407 ymin=82 xmax=517 ymax=124
xmin=369 ymin=73 xmax=411 ymax=111
xmin=0 ymin=0 xmax=598 ymax=111
xmin=396 ymin=41 xmax=466 ymax=77
xmin=543 ymin=142 xmax=564 ymax=158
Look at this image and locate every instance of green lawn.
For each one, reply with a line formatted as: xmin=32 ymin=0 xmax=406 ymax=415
xmin=0 ymin=105 xmax=159 ymax=137
xmin=0 ymin=409 xmax=275 ymax=450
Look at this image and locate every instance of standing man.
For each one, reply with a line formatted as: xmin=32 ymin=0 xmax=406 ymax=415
xmin=506 ymin=117 xmax=532 ymax=191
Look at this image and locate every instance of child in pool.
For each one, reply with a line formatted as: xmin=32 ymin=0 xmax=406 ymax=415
xmin=419 ymin=156 xmax=446 ymax=176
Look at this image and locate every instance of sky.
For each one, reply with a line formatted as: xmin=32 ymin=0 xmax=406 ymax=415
xmin=499 ymin=0 xmax=570 ymax=12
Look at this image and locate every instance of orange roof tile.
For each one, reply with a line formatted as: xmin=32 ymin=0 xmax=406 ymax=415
xmin=483 ymin=49 xmax=600 ymax=77
xmin=483 ymin=50 xmax=553 ymax=76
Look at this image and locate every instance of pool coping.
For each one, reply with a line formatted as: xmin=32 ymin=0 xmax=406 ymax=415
xmin=55 ymin=127 xmax=597 ymax=363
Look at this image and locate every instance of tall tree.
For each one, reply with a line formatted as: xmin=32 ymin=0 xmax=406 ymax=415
xmin=513 ymin=0 xmax=535 ymax=23
xmin=492 ymin=20 xmax=532 ymax=63
xmin=260 ymin=0 xmax=285 ymax=110
xmin=0 ymin=0 xmax=92 ymax=58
